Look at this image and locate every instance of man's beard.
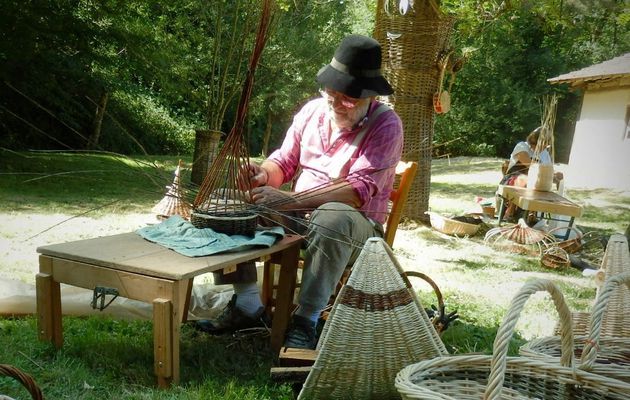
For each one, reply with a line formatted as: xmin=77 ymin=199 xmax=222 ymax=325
xmin=329 ymin=100 xmax=370 ymax=130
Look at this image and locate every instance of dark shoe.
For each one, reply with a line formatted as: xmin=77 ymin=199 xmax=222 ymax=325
xmin=195 ymin=294 xmax=267 ymax=334
xmin=283 ymin=315 xmax=317 ymax=349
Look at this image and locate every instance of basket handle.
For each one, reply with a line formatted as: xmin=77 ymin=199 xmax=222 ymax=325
xmin=0 ymin=364 xmax=44 ymax=400
xmin=580 ymin=272 xmax=630 ymax=369
xmin=484 ymin=279 xmax=574 ymax=400
xmin=547 ymin=225 xmax=582 ymax=239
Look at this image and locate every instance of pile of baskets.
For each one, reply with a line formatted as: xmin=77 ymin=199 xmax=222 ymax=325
xmin=395 ymin=278 xmax=630 ymax=399
xmin=395 ymin=233 xmax=630 ymax=399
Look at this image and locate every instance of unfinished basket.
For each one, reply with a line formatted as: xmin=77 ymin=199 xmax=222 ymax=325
xmin=425 ymin=211 xmax=480 ymax=236
xmin=0 ymin=364 xmax=43 ymax=400
xmin=521 ymin=272 xmax=630 ymax=384
xmin=190 ymin=209 xmax=257 ymax=236
xmin=395 ymin=279 xmax=630 ymax=399
xmin=298 ymin=237 xmax=447 ymax=400
xmin=484 ymin=218 xmax=557 ymax=256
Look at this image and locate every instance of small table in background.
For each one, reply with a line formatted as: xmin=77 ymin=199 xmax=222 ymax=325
xmin=496 ymin=185 xmax=583 ymax=240
xmin=36 ymin=232 xmax=301 ymax=388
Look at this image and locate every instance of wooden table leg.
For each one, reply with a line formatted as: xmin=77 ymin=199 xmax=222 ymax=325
xmin=153 ymin=279 xmax=188 ymax=388
xmin=36 ymin=257 xmax=62 ymax=348
xmin=270 ymin=242 xmax=300 ymax=353
xmin=497 ymin=197 xmax=506 ymax=226
xmin=153 ymin=298 xmax=174 ymax=388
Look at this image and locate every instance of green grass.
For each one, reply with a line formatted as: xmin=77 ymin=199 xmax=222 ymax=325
xmin=1 ymin=151 xmax=629 ymax=398
xmin=0 ymin=317 xmax=292 ymax=399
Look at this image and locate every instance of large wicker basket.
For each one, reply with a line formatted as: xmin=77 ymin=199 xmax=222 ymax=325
xmin=395 ymin=279 xmax=630 ymax=399
xmin=520 ymin=272 xmax=630 ymax=384
xmin=555 ymin=234 xmax=630 ymax=337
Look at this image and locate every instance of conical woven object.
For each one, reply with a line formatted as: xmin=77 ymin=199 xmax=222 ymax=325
xmin=152 ymin=161 xmax=191 ymax=220
xmin=298 ymin=237 xmax=447 ymax=400
xmin=484 ymin=218 xmax=556 ymax=256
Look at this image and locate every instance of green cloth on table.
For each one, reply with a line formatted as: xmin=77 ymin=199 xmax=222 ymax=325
xmin=136 ymin=215 xmax=284 ymax=257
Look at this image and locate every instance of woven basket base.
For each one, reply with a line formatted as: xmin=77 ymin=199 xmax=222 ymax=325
xmin=191 ymin=210 xmax=257 ymax=236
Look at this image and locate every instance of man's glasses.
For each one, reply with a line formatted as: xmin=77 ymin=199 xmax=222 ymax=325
xmin=320 ymin=89 xmax=361 ymax=109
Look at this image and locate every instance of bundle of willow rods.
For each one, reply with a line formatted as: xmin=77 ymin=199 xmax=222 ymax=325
xmin=193 ymin=0 xmax=273 ymax=212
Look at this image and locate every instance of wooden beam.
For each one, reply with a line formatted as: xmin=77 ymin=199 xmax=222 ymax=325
xmin=270 ymin=366 xmax=311 ymax=383
xmin=279 ymin=347 xmax=318 ymax=367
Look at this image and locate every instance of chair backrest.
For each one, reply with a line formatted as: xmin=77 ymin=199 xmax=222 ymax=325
xmin=383 ymin=161 xmax=418 ymax=247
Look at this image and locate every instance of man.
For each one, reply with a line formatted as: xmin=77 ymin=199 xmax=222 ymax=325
xmin=199 ymin=34 xmax=403 ymax=349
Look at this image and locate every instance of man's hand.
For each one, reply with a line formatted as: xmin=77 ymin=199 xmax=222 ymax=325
xmin=250 ymin=186 xmax=296 ymax=209
xmin=238 ymin=163 xmax=268 ymax=190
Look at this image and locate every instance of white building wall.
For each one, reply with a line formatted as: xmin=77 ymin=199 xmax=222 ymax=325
xmin=566 ymin=86 xmax=630 ymax=191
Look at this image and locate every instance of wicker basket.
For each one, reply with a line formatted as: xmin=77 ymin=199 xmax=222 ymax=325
xmin=395 ymin=279 xmax=630 ymax=399
xmin=191 ymin=209 xmax=257 ymax=236
xmin=0 ymin=364 xmax=43 ymax=400
xmin=374 ymin=0 xmax=454 ymax=221
xmin=521 ymin=272 xmax=630 ymax=384
xmin=298 ymin=237 xmax=447 ymax=400
xmin=425 ymin=211 xmax=480 ymax=236
xmin=555 ymin=234 xmax=630 ymax=337
xmin=547 ymin=225 xmax=583 ymax=253
xmin=541 ymin=245 xmax=571 ymax=269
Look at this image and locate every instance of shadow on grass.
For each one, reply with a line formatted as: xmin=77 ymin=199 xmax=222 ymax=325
xmin=440 ymin=320 xmax=526 ymax=356
xmin=431 ymin=158 xmax=502 ymax=176
xmin=431 ymin=181 xmax=498 ymax=196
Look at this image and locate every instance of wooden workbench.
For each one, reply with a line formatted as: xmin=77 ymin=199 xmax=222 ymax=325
xmin=497 ymin=185 xmax=583 ymax=239
xmin=36 ymin=232 xmax=301 ymax=388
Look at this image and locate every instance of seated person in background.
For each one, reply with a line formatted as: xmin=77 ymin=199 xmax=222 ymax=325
xmin=498 ymin=127 xmax=563 ymax=220
xmin=500 ymin=127 xmax=552 ymax=187
xmin=197 ymin=34 xmax=404 ymax=350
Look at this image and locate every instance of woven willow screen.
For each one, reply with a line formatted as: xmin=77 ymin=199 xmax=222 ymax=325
xmin=374 ymin=0 xmax=453 ymax=221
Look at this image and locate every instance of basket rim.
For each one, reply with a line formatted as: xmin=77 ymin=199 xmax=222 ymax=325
xmin=425 ymin=211 xmax=479 ymax=228
xmin=191 ymin=211 xmax=257 ymax=221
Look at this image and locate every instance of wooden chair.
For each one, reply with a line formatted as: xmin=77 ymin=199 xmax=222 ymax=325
xmin=260 ymin=160 xmax=418 ymax=319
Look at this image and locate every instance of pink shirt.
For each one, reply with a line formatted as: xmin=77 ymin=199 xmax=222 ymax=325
xmin=267 ymin=97 xmax=403 ymax=224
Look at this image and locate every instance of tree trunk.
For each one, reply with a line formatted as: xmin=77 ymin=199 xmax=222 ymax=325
xmin=87 ymin=91 xmax=108 ymax=150
xmin=261 ymin=109 xmax=273 ymax=157
xmin=191 ymin=129 xmax=222 ymax=185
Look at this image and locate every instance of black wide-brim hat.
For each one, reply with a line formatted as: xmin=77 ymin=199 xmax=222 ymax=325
xmin=316 ymin=34 xmax=394 ymax=99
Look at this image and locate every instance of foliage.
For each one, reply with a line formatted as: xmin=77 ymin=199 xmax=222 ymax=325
xmin=0 ymin=1 xmax=628 ymax=157
xmin=435 ymin=0 xmax=630 ymax=160
xmin=245 ymin=0 xmax=372 ymax=155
